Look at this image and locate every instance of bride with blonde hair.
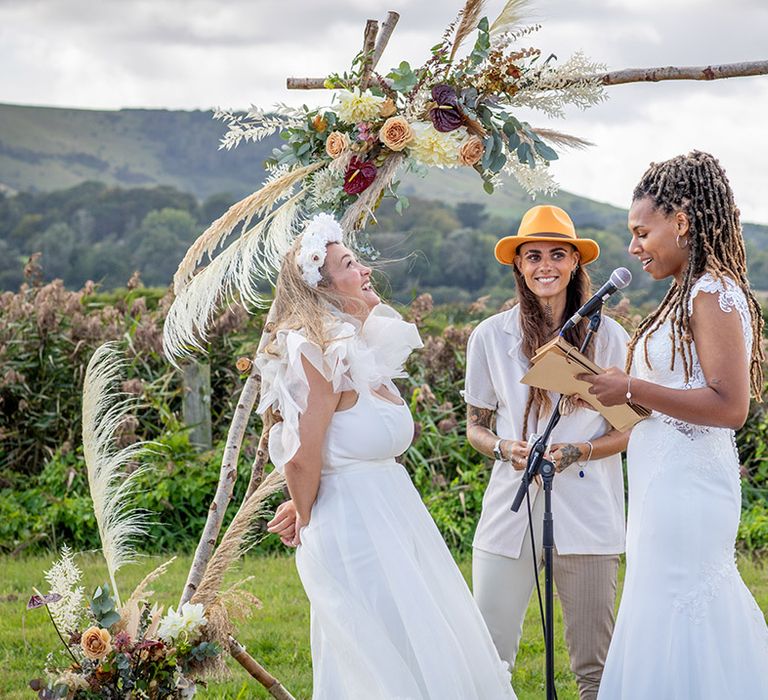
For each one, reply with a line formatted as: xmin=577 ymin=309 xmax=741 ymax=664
xmin=259 ymin=213 xmax=516 ymax=700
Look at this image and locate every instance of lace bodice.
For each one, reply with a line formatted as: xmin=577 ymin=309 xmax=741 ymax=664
xmin=632 ymin=273 xmax=752 ymax=438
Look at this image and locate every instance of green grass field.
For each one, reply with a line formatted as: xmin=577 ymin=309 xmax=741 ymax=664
xmin=1 ymin=552 xmax=766 ymax=699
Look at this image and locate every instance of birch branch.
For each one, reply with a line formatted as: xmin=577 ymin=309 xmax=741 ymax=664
xmin=229 ymin=636 xmax=297 ymax=700
xmin=287 ymin=59 xmax=768 ymax=91
xmin=599 ymin=60 xmax=768 ymax=85
xmin=360 ymin=19 xmax=379 ymax=89
xmin=245 ymin=425 xmax=271 ymax=500
xmin=370 ymin=11 xmax=400 ymax=73
xmin=180 ymin=370 xmax=262 ymax=606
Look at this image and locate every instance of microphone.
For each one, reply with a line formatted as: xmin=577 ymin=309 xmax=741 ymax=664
xmin=560 ymin=267 xmax=632 ymax=334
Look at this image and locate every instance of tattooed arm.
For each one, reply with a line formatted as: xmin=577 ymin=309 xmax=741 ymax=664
xmin=466 ymin=404 xmax=532 ymax=471
xmin=548 ymin=427 xmax=630 ymax=473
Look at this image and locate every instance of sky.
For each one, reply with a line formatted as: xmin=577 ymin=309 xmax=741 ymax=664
xmin=2 ymin=0 xmax=768 ymax=223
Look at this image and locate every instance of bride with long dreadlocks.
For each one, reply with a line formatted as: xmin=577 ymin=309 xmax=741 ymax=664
xmin=579 ymin=151 xmax=768 ymax=698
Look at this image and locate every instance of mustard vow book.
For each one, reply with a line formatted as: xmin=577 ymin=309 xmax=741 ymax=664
xmin=521 ymin=336 xmax=650 ymax=432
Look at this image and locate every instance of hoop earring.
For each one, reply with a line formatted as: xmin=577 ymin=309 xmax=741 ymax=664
xmin=676 ymin=234 xmax=689 ymax=249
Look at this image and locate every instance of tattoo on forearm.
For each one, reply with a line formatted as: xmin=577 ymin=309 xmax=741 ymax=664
xmin=559 ymin=443 xmax=582 ymax=470
xmin=467 ymin=405 xmax=495 ymax=430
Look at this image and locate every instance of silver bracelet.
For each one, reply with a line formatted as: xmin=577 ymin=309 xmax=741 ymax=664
xmin=577 ymin=440 xmax=593 ymax=478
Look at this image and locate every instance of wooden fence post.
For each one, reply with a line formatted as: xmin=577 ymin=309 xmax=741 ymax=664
xmin=182 ymin=361 xmax=212 ymax=451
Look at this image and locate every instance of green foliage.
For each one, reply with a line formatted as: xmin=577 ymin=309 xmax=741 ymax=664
xmin=90 ymin=583 xmax=121 ymax=627
xmin=738 ymin=502 xmax=768 ymax=555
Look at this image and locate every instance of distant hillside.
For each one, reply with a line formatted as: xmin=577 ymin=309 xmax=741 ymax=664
xmin=0 ymin=102 xmax=765 ymax=297
xmin=0 ymin=103 xmax=272 ymax=199
xmin=0 ymin=102 xmax=652 ymax=228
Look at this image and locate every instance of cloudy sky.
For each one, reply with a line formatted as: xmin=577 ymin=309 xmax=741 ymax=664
xmin=2 ymin=0 xmax=768 ymax=223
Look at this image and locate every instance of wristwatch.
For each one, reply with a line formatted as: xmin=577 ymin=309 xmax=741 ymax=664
xmin=493 ymin=438 xmax=505 ymax=462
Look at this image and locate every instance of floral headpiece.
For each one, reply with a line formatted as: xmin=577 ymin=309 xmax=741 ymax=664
xmin=296 ymin=213 xmax=344 ymax=287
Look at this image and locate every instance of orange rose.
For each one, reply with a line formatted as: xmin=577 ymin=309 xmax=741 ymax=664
xmin=379 ymin=98 xmax=397 ymax=118
xmin=379 ymin=116 xmax=413 ymax=152
xmin=459 ymin=136 xmax=484 ymax=166
xmin=81 ymin=626 xmax=112 ymax=661
xmin=325 ymin=131 xmax=350 ymax=159
xmin=312 ymin=114 xmax=328 ymax=132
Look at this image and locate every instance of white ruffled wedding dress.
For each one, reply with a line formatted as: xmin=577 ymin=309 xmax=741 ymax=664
xmin=257 ymin=304 xmax=515 ymax=700
xmin=597 ymin=274 xmax=768 ymax=699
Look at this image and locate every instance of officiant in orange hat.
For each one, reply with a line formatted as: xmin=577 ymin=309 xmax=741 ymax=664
xmin=464 ymin=203 xmax=628 ymax=700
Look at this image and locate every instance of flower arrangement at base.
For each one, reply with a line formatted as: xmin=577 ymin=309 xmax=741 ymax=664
xmin=29 ymin=556 xmax=222 ymax=699
xmin=25 ymin=344 xmax=226 ymax=699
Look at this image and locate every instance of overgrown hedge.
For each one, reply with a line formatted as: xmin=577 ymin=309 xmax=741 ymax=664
xmin=1 ymin=269 xmax=767 ymax=557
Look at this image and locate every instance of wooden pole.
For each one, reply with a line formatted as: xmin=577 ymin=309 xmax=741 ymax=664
xmin=360 ymin=19 xmax=379 ymax=89
xmin=229 ymin=636 xmax=297 ymax=700
xmin=179 ymin=369 xmax=262 ymax=606
xmin=600 ymin=60 xmax=768 ymax=85
xmin=182 ymin=361 xmax=212 ymax=451
xmin=287 ymin=58 xmax=768 ymax=91
xmin=370 ymin=11 xmax=399 ymax=72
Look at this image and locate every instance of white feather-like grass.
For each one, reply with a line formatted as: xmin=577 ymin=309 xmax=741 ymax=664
xmin=162 ymin=190 xmax=307 ymax=363
xmin=82 ymin=342 xmax=150 ymax=608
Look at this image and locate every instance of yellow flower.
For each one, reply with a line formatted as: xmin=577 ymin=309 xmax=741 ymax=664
xmin=409 ymin=122 xmax=465 ymax=168
xmin=336 ymin=88 xmax=385 ymax=124
xmin=81 ymin=626 xmax=112 ymax=661
xmin=379 ymin=116 xmax=413 ymax=152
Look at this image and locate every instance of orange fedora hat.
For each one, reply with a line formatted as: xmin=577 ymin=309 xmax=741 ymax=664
xmin=494 ymin=205 xmax=600 ymax=266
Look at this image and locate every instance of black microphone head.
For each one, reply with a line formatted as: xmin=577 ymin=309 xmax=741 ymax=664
xmin=609 ymin=267 xmax=632 ymax=290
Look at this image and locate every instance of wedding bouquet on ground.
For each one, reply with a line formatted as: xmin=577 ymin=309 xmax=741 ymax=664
xmin=26 ymin=343 xmax=237 ymax=699
xmin=28 ymin=549 xmax=219 ymax=699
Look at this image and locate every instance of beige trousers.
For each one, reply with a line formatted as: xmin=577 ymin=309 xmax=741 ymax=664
xmin=472 ymin=492 xmax=619 ymax=700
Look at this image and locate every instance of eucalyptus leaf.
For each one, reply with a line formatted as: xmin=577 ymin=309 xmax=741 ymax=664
xmin=517 ymin=142 xmax=532 ymax=165
xmin=490 ymin=152 xmax=507 ymax=173
xmin=534 ymin=141 xmax=559 ymax=161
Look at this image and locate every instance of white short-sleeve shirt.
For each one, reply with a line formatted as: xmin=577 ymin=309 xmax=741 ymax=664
xmin=464 ymin=304 xmax=629 ymax=558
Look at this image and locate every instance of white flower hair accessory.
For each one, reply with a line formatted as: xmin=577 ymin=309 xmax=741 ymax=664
xmin=296 ymin=213 xmax=344 ymax=287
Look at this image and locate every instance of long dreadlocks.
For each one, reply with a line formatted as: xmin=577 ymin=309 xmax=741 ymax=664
xmin=626 ymin=150 xmax=765 ymax=400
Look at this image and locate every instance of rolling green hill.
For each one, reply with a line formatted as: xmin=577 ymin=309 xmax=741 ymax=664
xmin=0 ymin=102 xmax=765 ymax=299
xmin=0 ymin=102 xmax=636 ymax=226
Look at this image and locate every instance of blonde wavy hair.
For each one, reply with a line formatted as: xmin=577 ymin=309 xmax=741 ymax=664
xmin=258 ymin=238 xmax=371 ymax=424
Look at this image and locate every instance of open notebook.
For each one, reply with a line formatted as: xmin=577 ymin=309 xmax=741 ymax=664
xmin=521 ymin=336 xmax=651 ymax=432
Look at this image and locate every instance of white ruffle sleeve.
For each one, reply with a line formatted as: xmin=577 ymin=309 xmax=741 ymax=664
xmin=255 ymin=303 xmax=423 ymax=470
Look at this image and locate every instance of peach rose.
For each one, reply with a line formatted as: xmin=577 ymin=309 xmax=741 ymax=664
xmin=459 ymin=136 xmax=484 ymax=166
xmin=325 ymin=131 xmax=349 ymax=159
xmin=379 ymin=98 xmax=397 ymax=118
xmin=379 ymin=116 xmax=413 ymax=152
xmin=81 ymin=626 xmax=112 ymax=661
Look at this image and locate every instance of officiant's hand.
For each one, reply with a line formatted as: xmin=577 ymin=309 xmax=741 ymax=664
xmin=503 ymin=439 xmax=532 ymax=471
xmin=267 ymin=499 xmax=299 ymax=547
xmin=577 ymin=367 xmax=630 ymax=406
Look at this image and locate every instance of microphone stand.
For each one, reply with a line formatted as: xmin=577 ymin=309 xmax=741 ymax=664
xmin=510 ymin=307 xmax=603 ymax=700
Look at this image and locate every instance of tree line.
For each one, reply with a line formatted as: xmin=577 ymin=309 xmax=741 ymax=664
xmin=1 ymin=181 xmax=766 ymax=306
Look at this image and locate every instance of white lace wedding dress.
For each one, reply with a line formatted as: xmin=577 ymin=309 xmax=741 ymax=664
xmin=257 ymin=304 xmax=515 ymax=700
xmin=597 ymin=274 xmax=768 ymax=699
